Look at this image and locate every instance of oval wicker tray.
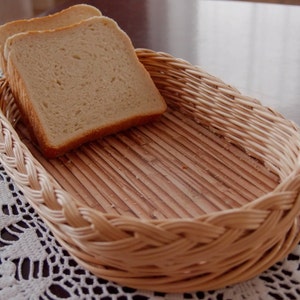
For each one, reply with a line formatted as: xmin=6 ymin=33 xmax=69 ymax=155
xmin=1 ymin=49 xmax=300 ymax=293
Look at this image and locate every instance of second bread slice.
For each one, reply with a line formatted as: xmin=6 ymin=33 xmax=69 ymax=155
xmin=4 ymin=16 xmax=167 ymax=158
xmin=0 ymin=4 xmax=102 ymax=72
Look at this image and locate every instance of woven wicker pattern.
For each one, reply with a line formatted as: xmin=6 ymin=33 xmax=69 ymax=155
xmin=0 ymin=49 xmax=300 ymax=292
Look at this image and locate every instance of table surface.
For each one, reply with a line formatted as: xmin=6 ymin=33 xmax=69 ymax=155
xmin=1 ymin=1 xmax=300 ymax=299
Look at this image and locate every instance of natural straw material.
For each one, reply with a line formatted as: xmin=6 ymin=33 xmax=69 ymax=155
xmin=0 ymin=49 xmax=300 ymax=293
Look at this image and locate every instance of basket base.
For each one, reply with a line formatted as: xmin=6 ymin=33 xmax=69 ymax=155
xmin=17 ymin=107 xmax=279 ymax=220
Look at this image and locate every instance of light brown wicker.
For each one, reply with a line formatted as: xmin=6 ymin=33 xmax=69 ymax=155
xmin=0 ymin=49 xmax=300 ymax=293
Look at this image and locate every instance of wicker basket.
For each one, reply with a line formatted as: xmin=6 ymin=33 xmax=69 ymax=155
xmin=0 ymin=49 xmax=300 ymax=293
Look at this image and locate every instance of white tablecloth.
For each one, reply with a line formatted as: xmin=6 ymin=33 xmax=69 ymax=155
xmin=1 ymin=164 xmax=300 ymax=300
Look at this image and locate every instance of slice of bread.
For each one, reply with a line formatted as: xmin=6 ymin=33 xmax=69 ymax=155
xmin=4 ymin=16 xmax=167 ymax=158
xmin=0 ymin=4 xmax=102 ymax=72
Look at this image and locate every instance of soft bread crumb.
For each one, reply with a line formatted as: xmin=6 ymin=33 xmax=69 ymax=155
xmin=4 ymin=16 xmax=167 ymax=158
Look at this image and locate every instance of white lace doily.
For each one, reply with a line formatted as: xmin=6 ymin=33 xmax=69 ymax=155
xmin=1 ymin=164 xmax=300 ymax=300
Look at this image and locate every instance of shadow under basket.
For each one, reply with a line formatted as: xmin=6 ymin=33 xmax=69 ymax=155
xmin=1 ymin=49 xmax=300 ymax=293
